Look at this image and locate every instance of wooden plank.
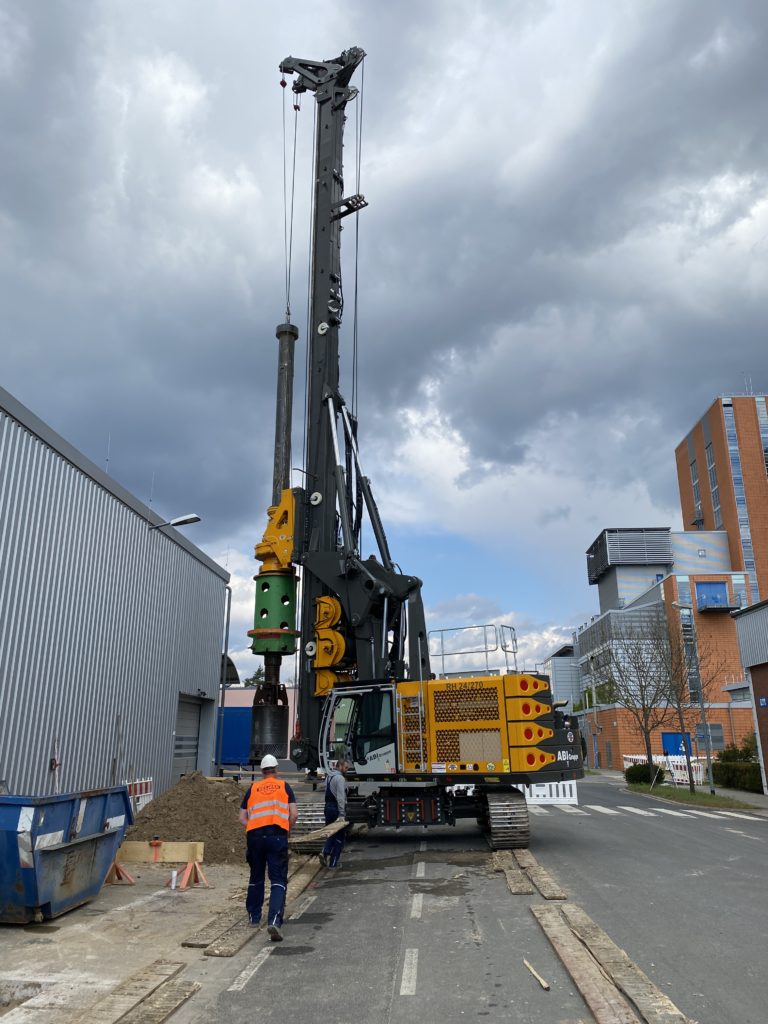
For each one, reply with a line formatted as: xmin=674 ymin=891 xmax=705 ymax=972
xmin=531 ymin=905 xmax=642 ymax=1024
xmin=491 ymin=850 xmax=535 ymax=895
xmin=118 ymin=841 xmax=204 ymax=864
xmin=205 ymin=858 xmax=322 ymax=957
xmin=513 ymin=850 xmax=568 ymax=900
xmin=560 ymin=904 xmax=694 ymax=1024
xmin=118 ymin=981 xmax=201 ymax=1024
xmin=72 ymin=962 xmax=185 ymax=1024
xmin=182 ymin=906 xmax=245 ymax=948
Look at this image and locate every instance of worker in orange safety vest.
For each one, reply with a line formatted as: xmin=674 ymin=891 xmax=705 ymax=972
xmin=239 ymin=754 xmax=298 ymax=941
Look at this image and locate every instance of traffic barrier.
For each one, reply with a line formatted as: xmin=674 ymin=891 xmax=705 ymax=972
xmin=622 ymin=754 xmax=704 ymax=785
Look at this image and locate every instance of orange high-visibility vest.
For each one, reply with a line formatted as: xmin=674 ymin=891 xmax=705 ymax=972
xmin=246 ymin=778 xmax=291 ymax=832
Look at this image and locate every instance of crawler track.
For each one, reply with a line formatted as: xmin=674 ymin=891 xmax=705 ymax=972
xmin=482 ymin=791 xmax=530 ymax=849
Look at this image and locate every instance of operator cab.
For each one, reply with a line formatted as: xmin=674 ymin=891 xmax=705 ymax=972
xmin=319 ymin=684 xmax=397 ymax=776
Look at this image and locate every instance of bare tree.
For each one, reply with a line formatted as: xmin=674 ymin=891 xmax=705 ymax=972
xmin=586 ymin=607 xmax=675 ymax=768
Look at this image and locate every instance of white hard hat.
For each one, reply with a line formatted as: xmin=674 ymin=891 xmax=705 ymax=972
xmin=260 ymin=754 xmax=279 ymax=770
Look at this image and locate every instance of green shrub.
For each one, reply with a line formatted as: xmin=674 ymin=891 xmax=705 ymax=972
xmin=712 ymin=760 xmax=764 ymax=793
xmin=625 ymin=762 xmax=665 ymax=785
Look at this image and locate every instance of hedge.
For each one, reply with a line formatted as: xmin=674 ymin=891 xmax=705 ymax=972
xmin=712 ymin=760 xmax=764 ymax=793
xmin=625 ymin=762 xmax=665 ymax=785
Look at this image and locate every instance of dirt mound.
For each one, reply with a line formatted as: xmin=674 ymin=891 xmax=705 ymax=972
xmin=125 ymin=772 xmax=247 ymax=864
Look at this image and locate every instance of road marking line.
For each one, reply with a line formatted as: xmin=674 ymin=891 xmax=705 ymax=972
xmin=655 ymin=808 xmax=695 ymax=817
xmin=400 ymin=949 xmax=418 ymax=995
xmin=583 ymin=805 xmax=621 ymax=815
xmin=724 ymin=828 xmax=763 ymax=841
xmin=556 ymin=805 xmax=588 ymax=814
xmin=419 ymin=839 xmax=427 ymax=851
xmin=227 ymin=948 xmax=272 ymax=992
xmin=415 ymin=861 xmax=425 ymax=878
xmin=618 ymin=806 xmax=657 ymax=816
xmin=527 ymin=806 xmax=549 ymax=815
xmin=288 ymin=893 xmax=317 ymax=920
xmin=683 ymin=809 xmax=725 ymax=819
xmin=716 ymin=811 xmax=761 ymax=821
xmin=410 ymin=893 xmax=423 ymax=919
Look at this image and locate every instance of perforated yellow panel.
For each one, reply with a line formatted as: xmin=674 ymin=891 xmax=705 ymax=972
xmin=459 ymin=730 xmax=502 ymax=762
xmin=433 ymin=689 xmax=499 ymax=722
xmin=435 ymin=730 xmax=460 ymax=761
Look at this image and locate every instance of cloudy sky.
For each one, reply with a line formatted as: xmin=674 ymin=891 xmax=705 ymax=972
xmin=2 ymin=1 xmax=767 ymax=680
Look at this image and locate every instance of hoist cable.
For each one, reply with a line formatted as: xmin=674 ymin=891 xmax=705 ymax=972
xmin=302 ymin=101 xmax=318 ymax=475
xmin=351 ymin=58 xmax=364 ymax=419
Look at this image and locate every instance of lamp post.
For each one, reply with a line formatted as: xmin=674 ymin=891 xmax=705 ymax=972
xmin=148 ymin=513 xmax=201 ymax=531
xmin=671 ymin=601 xmax=716 ymax=794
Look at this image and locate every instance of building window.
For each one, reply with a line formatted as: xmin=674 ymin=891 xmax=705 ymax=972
xmin=731 ymin=574 xmax=748 ymax=609
xmin=694 ymin=581 xmax=729 ymax=610
xmin=705 ymin=442 xmax=722 ymax=529
xmin=690 ymin=459 xmax=703 ymax=525
xmin=756 ymin=398 xmax=768 ymax=477
xmin=722 ymin=401 xmax=759 ymax=601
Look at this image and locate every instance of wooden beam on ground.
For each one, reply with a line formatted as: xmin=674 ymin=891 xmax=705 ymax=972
xmin=560 ymin=904 xmax=694 ymax=1024
xmin=289 ymin=818 xmax=348 ymax=853
xmin=491 ymin=850 xmax=535 ymax=895
xmin=72 ymin=962 xmax=185 ymax=1024
xmin=118 ymin=841 xmax=204 ymax=864
xmin=531 ymin=905 xmax=642 ymax=1024
xmin=514 ymin=849 xmax=568 ymax=900
xmin=118 ymin=981 xmax=201 ymax=1024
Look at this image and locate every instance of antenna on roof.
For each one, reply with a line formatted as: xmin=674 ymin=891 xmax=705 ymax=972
xmin=743 ymin=372 xmax=753 ymax=395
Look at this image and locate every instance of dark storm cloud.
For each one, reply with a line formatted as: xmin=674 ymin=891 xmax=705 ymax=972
xmin=1 ymin=0 xmax=767 ymax=567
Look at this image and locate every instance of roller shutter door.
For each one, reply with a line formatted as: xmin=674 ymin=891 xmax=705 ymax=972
xmin=173 ymin=697 xmax=201 ymax=780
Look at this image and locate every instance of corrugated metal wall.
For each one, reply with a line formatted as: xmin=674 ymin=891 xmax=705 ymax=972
xmin=735 ymin=604 xmax=768 ymax=668
xmin=0 ymin=395 xmax=228 ymax=796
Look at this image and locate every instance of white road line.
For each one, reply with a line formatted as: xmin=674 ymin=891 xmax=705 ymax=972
xmin=228 ymin=948 xmax=272 ymax=992
xmin=419 ymin=839 xmax=427 ymax=852
xmin=288 ymin=893 xmax=317 ymax=920
xmin=683 ymin=809 xmax=726 ymax=819
xmin=415 ymin=861 xmax=425 ymax=878
xmin=655 ymin=808 xmax=695 ymax=817
xmin=410 ymin=893 xmax=423 ymax=919
xmin=556 ymin=805 xmax=588 ymax=814
xmin=618 ymin=806 xmax=658 ymax=816
xmin=716 ymin=811 xmax=761 ymax=821
xmin=583 ymin=805 xmax=621 ymax=815
xmin=527 ymin=806 xmax=549 ymax=815
xmin=400 ymin=949 xmax=418 ymax=995
xmin=724 ymin=828 xmax=763 ymax=841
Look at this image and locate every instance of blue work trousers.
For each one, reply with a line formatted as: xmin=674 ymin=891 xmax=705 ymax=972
xmin=321 ymin=809 xmax=347 ymax=867
xmin=246 ymin=826 xmax=289 ymax=926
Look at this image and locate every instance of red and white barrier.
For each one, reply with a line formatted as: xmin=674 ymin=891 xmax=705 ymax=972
xmin=622 ymin=755 xmax=704 ymax=785
xmin=124 ymin=778 xmax=154 ymax=814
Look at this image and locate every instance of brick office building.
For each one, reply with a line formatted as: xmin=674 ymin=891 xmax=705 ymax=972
xmin=676 ymin=394 xmax=768 ymax=604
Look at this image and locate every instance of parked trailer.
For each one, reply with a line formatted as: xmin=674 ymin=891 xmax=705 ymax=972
xmin=0 ymin=786 xmax=132 ymax=924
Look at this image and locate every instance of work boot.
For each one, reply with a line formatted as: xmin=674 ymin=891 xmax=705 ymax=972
xmin=268 ymin=923 xmax=283 ymax=942
xmin=318 ymin=853 xmax=328 ymax=868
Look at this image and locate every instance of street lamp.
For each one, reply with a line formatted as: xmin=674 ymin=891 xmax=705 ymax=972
xmin=148 ymin=513 xmax=201 ymax=531
xmin=671 ymin=601 xmax=716 ymax=794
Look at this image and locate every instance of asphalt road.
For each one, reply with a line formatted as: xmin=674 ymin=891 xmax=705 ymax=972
xmin=534 ymin=774 xmax=767 ymax=1024
xmin=174 ymin=776 xmax=767 ymax=1024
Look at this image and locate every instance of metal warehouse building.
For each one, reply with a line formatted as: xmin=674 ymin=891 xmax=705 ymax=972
xmin=0 ymin=385 xmax=229 ymax=799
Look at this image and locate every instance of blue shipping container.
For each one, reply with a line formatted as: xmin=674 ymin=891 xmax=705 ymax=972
xmin=0 ymin=786 xmax=133 ymax=924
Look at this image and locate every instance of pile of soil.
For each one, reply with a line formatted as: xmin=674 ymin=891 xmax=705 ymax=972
xmin=125 ymin=772 xmax=247 ymax=864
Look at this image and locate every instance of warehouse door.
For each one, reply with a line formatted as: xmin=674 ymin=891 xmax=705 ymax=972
xmin=173 ymin=697 xmax=201 ymax=780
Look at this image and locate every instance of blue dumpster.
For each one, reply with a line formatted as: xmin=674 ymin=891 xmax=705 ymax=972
xmin=0 ymin=786 xmax=133 ymax=924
